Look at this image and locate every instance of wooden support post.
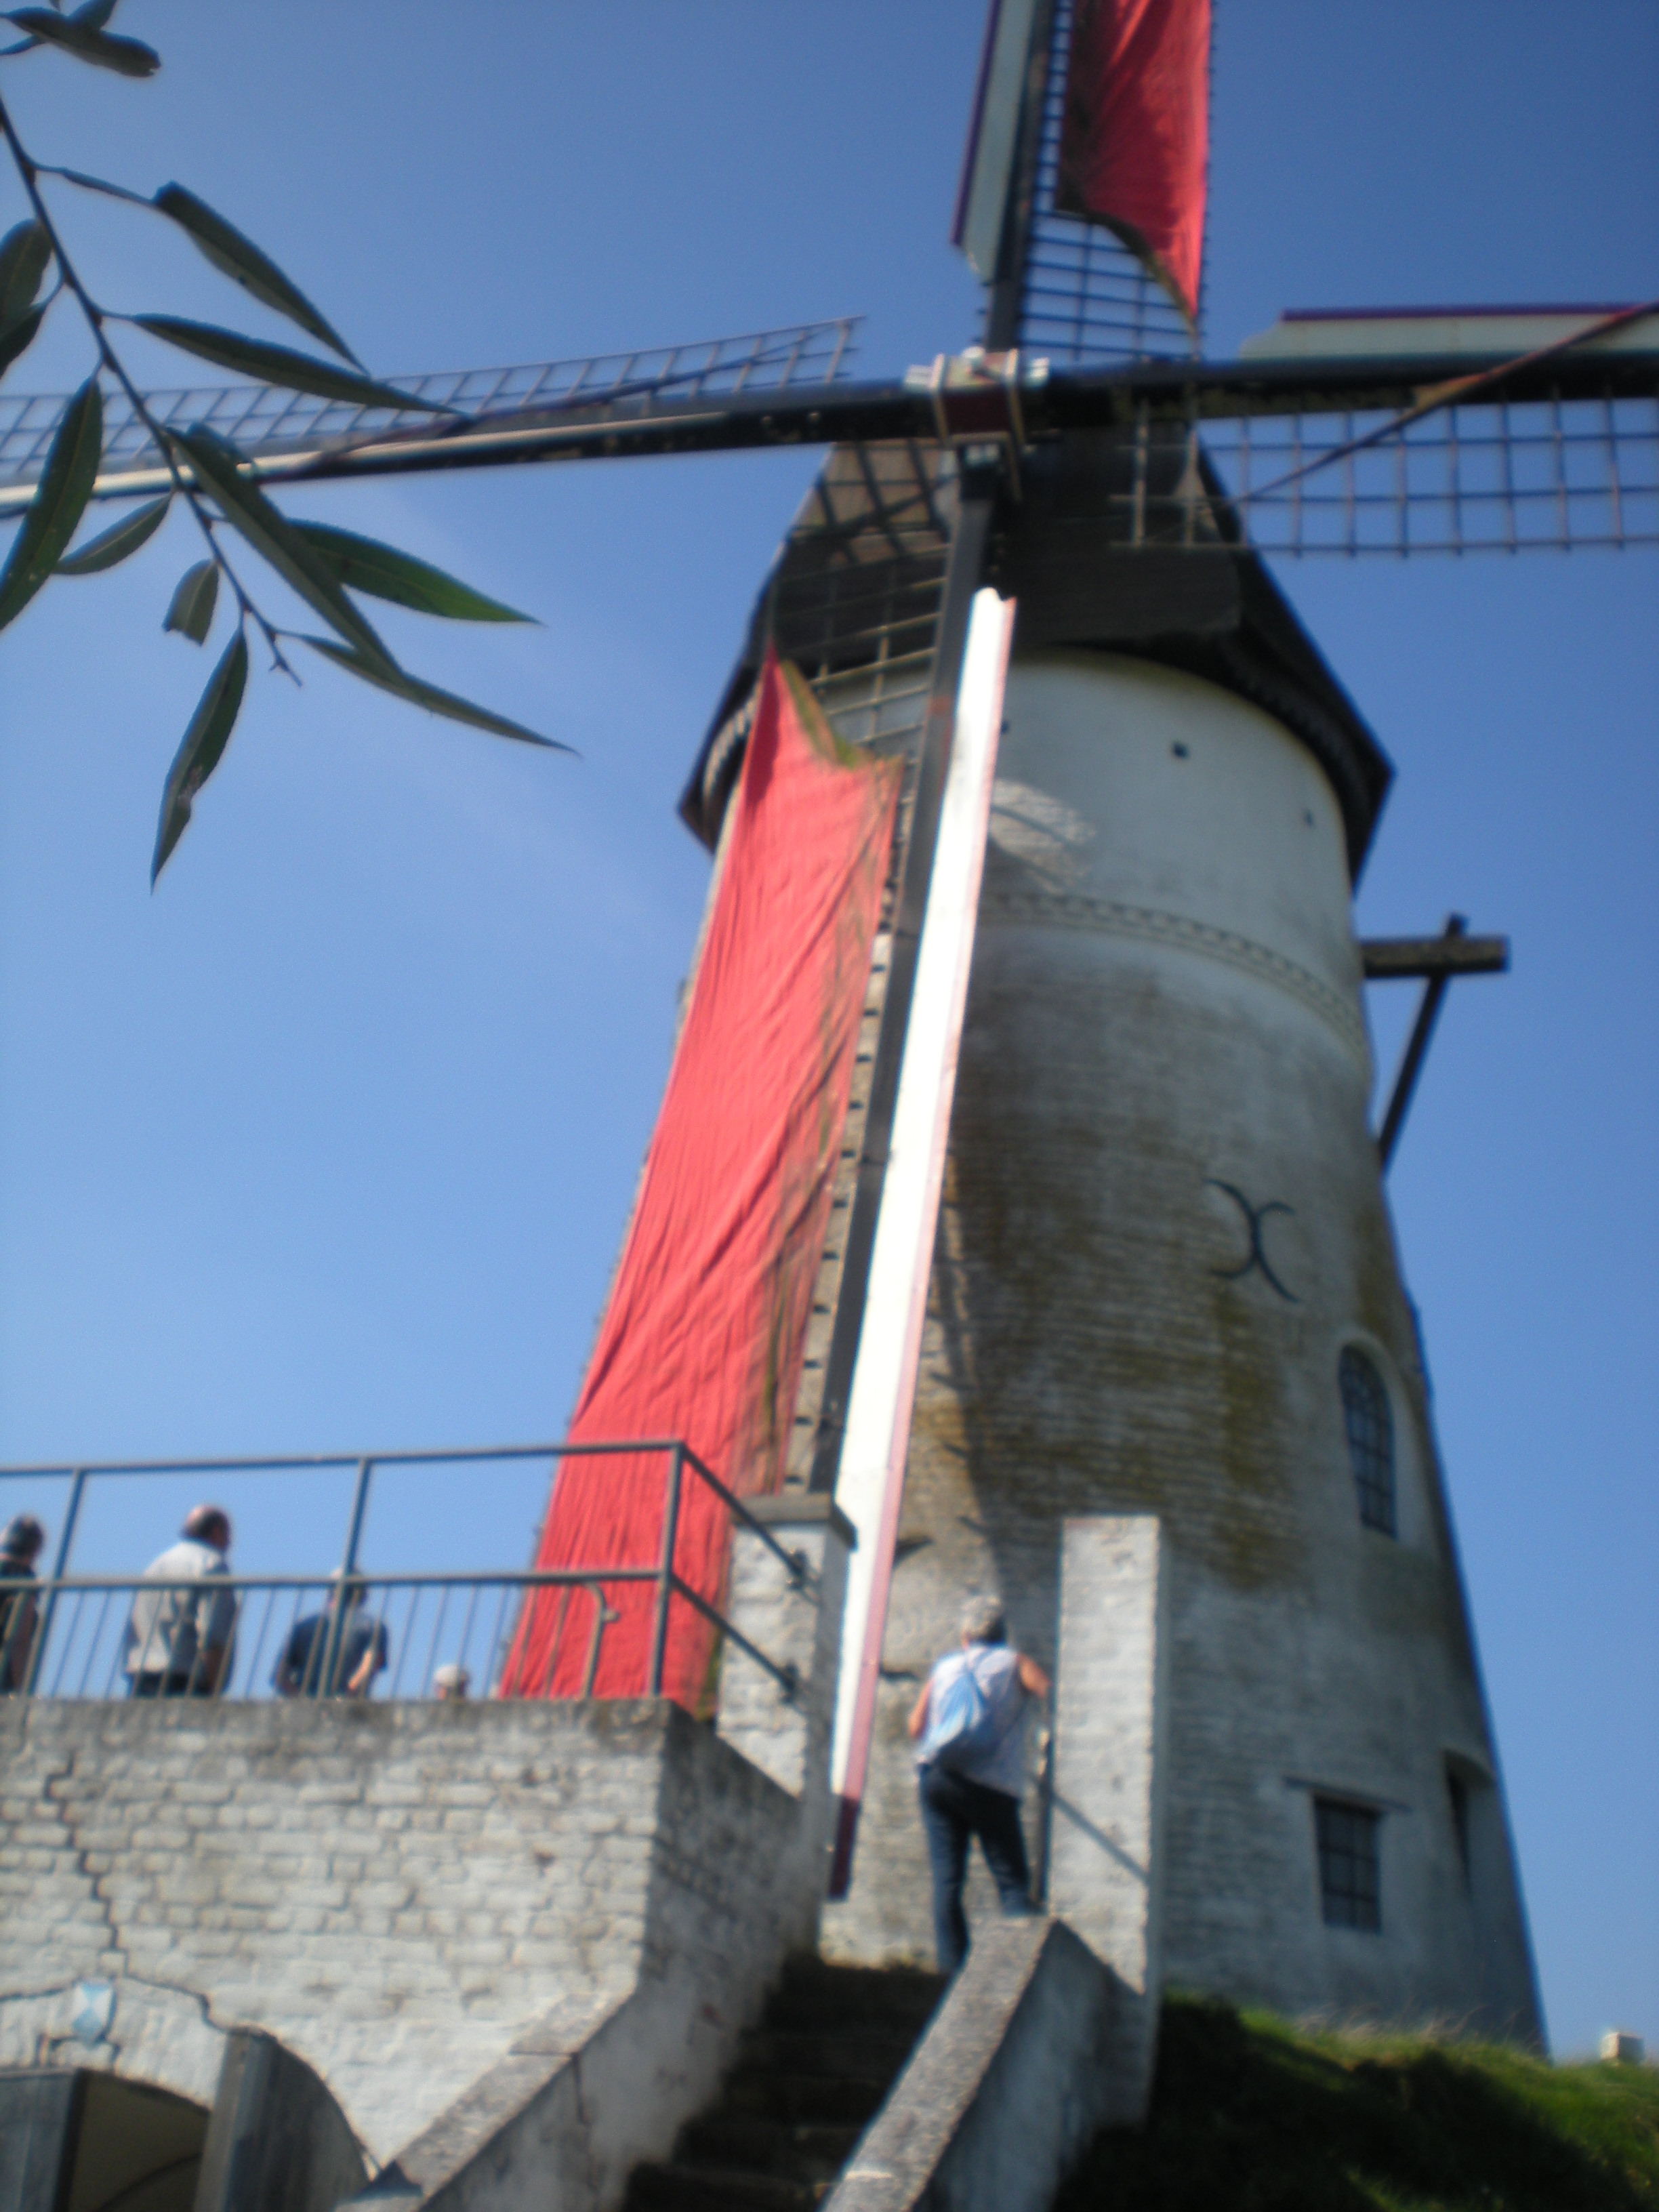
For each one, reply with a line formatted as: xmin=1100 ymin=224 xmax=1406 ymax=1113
xmin=1376 ymin=914 xmax=1471 ymax=1168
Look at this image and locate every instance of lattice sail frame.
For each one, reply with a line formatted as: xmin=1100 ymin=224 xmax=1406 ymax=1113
xmin=0 ymin=319 xmax=860 ymax=502
xmin=1010 ymin=0 xmax=1198 ymax=368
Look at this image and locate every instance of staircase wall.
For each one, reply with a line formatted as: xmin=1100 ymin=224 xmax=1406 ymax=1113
xmin=0 ymin=1697 xmax=808 ymax=2171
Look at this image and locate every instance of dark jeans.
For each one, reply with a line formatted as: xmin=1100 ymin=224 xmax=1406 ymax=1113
xmin=918 ymin=1762 xmax=1033 ymax=1976
xmin=129 ymin=1673 xmax=213 ymax=1698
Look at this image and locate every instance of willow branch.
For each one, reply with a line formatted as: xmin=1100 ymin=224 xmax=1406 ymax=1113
xmin=0 ymin=91 xmax=298 ymax=678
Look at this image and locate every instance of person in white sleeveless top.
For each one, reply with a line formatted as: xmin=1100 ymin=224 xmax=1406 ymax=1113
xmin=908 ymin=1595 xmax=1051 ymax=1974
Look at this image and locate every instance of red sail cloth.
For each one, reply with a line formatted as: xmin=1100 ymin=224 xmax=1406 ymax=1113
xmin=503 ymin=655 xmax=901 ymax=1706
xmin=1057 ymin=0 xmax=1211 ymax=324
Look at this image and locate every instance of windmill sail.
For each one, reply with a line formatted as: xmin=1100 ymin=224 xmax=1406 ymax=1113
xmin=1055 ymin=0 xmax=1212 ymax=326
xmin=0 ymin=319 xmax=860 ymax=510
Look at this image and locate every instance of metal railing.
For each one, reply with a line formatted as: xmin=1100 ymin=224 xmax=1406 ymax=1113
xmin=0 ymin=1440 xmax=811 ymax=1705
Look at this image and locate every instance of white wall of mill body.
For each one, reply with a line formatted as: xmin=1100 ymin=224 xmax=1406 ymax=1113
xmin=824 ymin=649 xmax=1542 ymax=2041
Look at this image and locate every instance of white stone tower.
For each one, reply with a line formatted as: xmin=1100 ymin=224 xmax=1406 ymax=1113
xmin=815 ymin=437 xmax=1542 ymax=2037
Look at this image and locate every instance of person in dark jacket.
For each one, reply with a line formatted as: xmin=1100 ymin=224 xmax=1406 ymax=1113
xmin=274 ymin=1574 xmax=389 ymax=1698
xmin=0 ymin=1514 xmax=46 ymax=1692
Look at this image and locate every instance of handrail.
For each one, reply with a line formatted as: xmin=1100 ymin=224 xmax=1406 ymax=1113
xmin=0 ymin=1439 xmax=814 ymax=1710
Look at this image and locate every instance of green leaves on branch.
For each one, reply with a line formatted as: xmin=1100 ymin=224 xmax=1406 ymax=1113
xmin=0 ymin=220 xmax=50 ymax=323
xmin=163 ymin=558 xmax=217 ymax=642
xmin=150 ymin=186 xmax=360 ymax=365
xmin=152 ymin=628 xmax=247 ymax=884
xmin=169 ymin=424 xmax=393 ymax=670
xmin=303 ymin=638 xmax=568 ymax=752
xmin=0 ymin=220 xmax=51 ymax=378
xmin=0 ymin=302 xmax=41 ymax=375
xmin=56 ymin=491 xmax=169 ymax=573
xmin=295 ymin=525 xmax=532 ymax=623
xmin=3 ymin=8 xmax=158 ymax=74
xmin=0 ymin=377 xmax=100 ymax=630
xmin=136 ymin=319 xmax=451 ymax=415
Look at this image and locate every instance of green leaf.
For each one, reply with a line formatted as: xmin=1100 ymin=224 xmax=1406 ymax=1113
xmin=135 ymin=319 xmax=451 ymax=414
xmin=2 ymin=9 xmax=158 ymax=72
xmin=151 ymin=186 xmax=360 ymax=367
xmin=170 ymin=423 xmax=393 ymax=671
xmin=0 ymin=221 xmax=50 ymax=325
xmin=293 ymin=524 xmax=533 ymax=623
xmin=0 ymin=377 xmax=102 ymax=632
xmin=152 ymin=629 xmax=248 ymax=884
xmin=0 ymin=304 xmax=44 ymax=380
xmin=55 ymin=491 xmax=169 ymax=574
xmin=162 ymin=557 xmax=217 ymax=642
xmin=302 ymin=636 xmax=571 ymax=753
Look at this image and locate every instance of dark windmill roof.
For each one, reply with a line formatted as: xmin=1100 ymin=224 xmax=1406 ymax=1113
xmin=680 ymin=432 xmax=1392 ymax=878
xmin=987 ymin=430 xmax=1393 ymax=876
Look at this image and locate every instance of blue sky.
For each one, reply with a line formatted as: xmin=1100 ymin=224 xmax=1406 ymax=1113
xmin=0 ymin=3 xmax=1654 ymax=2056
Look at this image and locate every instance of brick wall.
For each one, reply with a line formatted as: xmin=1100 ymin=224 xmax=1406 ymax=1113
xmin=0 ymin=1697 xmax=807 ymax=2168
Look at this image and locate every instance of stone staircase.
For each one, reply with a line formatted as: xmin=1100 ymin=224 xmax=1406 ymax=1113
xmin=623 ymin=1957 xmax=945 ymax=2211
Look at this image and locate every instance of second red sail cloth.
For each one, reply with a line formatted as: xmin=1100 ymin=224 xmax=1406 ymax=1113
xmin=1058 ymin=0 xmax=1211 ymax=325
xmin=503 ymin=654 xmax=901 ymax=1706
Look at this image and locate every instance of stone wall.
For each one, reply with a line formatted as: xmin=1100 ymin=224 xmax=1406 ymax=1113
xmin=0 ymin=1697 xmax=808 ymax=2169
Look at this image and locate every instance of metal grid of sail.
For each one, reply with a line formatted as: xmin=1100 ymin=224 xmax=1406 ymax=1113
xmin=1208 ymin=392 xmax=1659 ymax=554
xmin=769 ymin=443 xmax=956 ymax=762
xmin=0 ymin=319 xmax=859 ymax=499
xmin=1048 ymin=392 xmax=1659 ymax=555
xmin=1014 ymin=0 xmax=1195 ymax=367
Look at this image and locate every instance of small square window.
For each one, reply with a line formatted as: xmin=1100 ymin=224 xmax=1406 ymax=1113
xmin=1315 ymin=1797 xmax=1381 ymax=1931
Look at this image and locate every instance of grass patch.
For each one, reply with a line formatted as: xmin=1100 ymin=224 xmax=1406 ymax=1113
xmin=1054 ymin=1993 xmax=1659 ymax=2211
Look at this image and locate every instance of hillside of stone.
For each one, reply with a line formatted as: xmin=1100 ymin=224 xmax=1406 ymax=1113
xmin=1056 ymin=1994 xmax=1659 ymax=2211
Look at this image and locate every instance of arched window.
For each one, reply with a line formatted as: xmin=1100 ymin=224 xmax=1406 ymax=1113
xmin=1339 ymin=1347 xmax=1395 ymax=1535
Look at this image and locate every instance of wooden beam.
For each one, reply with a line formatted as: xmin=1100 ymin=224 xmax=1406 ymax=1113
xmin=1361 ymin=933 xmax=1509 ymax=981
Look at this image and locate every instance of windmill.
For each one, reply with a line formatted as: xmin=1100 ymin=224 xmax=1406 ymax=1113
xmin=3 ymin=1 xmax=1654 ymax=2038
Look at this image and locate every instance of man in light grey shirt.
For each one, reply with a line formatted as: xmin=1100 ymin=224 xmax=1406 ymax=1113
xmin=909 ymin=1596 xmax=1051 ymax=1974
xmin=124 ymin=1505 xmax=238 ymax=1698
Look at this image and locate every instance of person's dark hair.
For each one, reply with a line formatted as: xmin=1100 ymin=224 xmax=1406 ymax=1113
xmin=960 ymin=1595 xmax=1007 ymax=1645
xmin=2 ymin=1513 xmax=45 ymax=1562
xmin=183 ymin=1504 xmax=230 ymax=1551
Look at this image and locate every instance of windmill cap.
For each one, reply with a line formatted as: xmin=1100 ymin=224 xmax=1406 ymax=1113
xmin=3 ymin=1513 xmax=45 ymax=1560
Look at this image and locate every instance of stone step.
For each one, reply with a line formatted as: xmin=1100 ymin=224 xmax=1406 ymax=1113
xmin=624 ymin=2160 xmax=825 ymax=2212
xmin=736 ymin=2028 xmax=922 ymax=2081
xmin=717 ymin=2068 xmax=897 ymax=2127
xmin=764 ymin=1962 xmax=943 ymax=2034
xmin=676 ymin=2114 xmax=863 ymax=2179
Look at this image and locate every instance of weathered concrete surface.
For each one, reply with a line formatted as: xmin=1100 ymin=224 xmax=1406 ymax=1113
xmin=825 ymin=1917 xmax=1119 ymax=2212
xmin=1048 ymin=1517 xmax=1169 ymax=2125
xmin=0 ymin=1698 xmax=808 ymax=2168
xmin=718 ymin=1497 xmax=853 ymax=1807
xmin=827 ymin=651 xmax=1542 ymax=2043
xmin=350 ymin=1505 xmax=856 ymax=2209
xmin=196 ymin=2030 xmax=368 ymax=2212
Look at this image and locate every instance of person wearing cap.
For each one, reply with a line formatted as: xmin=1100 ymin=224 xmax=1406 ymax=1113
xmin=907 ymin=1595 xmax=1051 ymax=1975
xmin=273 ymin=1572 xmax=389 ymax=1699
xmin=1 ymin=1515 xmax=46 ymax=1693
xmin=123 ymin=1506 xmax=238 ymax=1698
xmin=432 ymin=1662 xmax=470 ymax=1701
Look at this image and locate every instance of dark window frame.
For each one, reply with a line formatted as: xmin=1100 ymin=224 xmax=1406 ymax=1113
xmin=1339 ymin=1345 xmax=1396 ymax=1535
xmin=1314 ymin=1796 xmax=1382 ymax=1931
